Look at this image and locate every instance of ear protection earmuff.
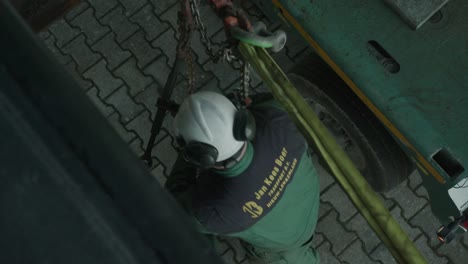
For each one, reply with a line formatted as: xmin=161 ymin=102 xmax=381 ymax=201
xmin=180 ymin=141 xmax=219 ymax=169
xmin=233 ymin=108 xmax=256 ymax=141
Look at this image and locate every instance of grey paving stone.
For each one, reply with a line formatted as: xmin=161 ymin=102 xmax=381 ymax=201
xmin=194 ymin=3 xmax=224 ymax=37
xmin=149 ymin=157 xmax=161 ymax=170
xmin=310 ymin=156 xmax=336 ymax=193
xmin=159 ymin=3 xmax=179 ymax=30
xmin=62 ymin=34 xmax=101 ymax=73
xmin=92 ymin=32 xmax=132 ymax=70
xmin=126 ymin=110 xmax=167 ymax=145
xmin=133 ymin=86 xmax=179 ymax=138
xmin=83 ymin=59 xmax=123 ymax=97
xmin=252 ymin=83 xmax=270 ymax=94
xmin=389 ymin=206 xmax=422 ymax=241
xmin=133 ymin=82 xmax=160 ymax=114
xmin=114 ymin=57 xmax=154 ymax=96
xmin=415 ymin=185 xmax=430 ymax=199
xmin=143 ymin=56 xmax=171 ymax=87
xmin=188 ymin=63 xmax=216 ymax=91
xmin=408 ymin=170 xmax=423 ymax=190
xmin=410 ymin=205 xmax=446 ymax=248
xmin=43 ymin=35 xmax=73 ymax=65
xmin=213 ymin=236 xmax=231 ymax=255
xmin=223 ymin=237 xmax=249 ymax=263
xmin=219 ymin=249 xmax=238 ymax=264
xmin=122 ymin=30 xmax=162 ymax=69
xmin=101 ymin=6 xmax=140 ymax=43
xmin=48 ymin=18 xmax=79 ymax=47
xmin=339 ymin=239 xmax=377 ymax=264
xmin=65 ymin=61 xmax=93 ymax=90
xmin=271 ymin=48 xmax=295 ymax=72
xmin=129 ymin=137 xmax=144 ymax=156
xmin=152 ymin=28 xmax=177 ymax=65
xmin=414 ymin=235 xmax=449 ymax=264
xmin=346 ymin=213 xmax=381 ymax=254
xmin=318 ymin=201 xmax=333 ymax=219
xmin=87 ymin=0 xmax=118 ymax=18
xmin=437 ymin=239 xmax=468 ymax=263
xmin=107 ymin=112 xmax=137 ymax=143
xmin=70 ymin=9 xmax=110 ymax=45
xmin=369 ymin=243 xmax=396 ymax=264
xmin=248 ymin=67 xmax=263 ymax=88
xmin=210 ymin=28 xmax=230 ymax=43
xmin=223 ymin=80 xmax=242 ymax=95
xmin=119 ymin=0 xmax=147 ymax=16
xmin=150 ymin=0 xmax=177 ymax=15
xmin=312 ymin=233 xmax=325 ymax=248
xmin=321 ymin=183 xmax=357 ymax=222
xmin=65 ymin=1 xmax=90 ymax=20
xmin=151 ymin=165 xmax=167 ymax=186
xmin=130 ymin=4 xmax=169 ymax=41
xmin=315 ymin=210 xmax=357 ymax=255
xmin=190 ymin=31 xmax=210 ymax=65
xmin=86 ymin=87 xmax=115 ymax=117
xmin=384 ymin=182 xmax=427 ymax=219
xmin=171 ymin=80 xmax=191 ymax=104
xmin=153 ymin=135 xmax=178 ymax=176
xmin=105 ymin=85 xmax=145 ymax=123
xmin=242 ymin=1 xmax=270 ymax=21
xmin=197 ymin=78 xmax=223 ymax=94
xmin=377 ymin=192 xmax=396 ymax=209
xmin=317 ymin=241 xmax=344 ymax=264
xmin=203 ymin=62 xmax=240 ymax=90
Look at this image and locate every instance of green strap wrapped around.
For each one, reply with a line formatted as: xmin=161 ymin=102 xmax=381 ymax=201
xmin=238 ymin=42 xmax=427 ymax=264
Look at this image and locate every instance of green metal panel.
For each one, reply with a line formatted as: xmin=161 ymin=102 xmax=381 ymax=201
xmin=255 ymin=0 xmax=468 ymax=220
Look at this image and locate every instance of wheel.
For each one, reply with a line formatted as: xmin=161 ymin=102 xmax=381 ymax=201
xmin=288 ymin=54 xmax=414 ymax=192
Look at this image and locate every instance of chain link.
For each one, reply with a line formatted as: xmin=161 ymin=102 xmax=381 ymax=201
xmin=176 ymin=11 xmax=190 ymax=56
xmin=187 ymin=0 xmax=250 ymax=99
xmin=176 ymin=10 xmax=196 ymax=94
xmin=188 ymin=0 xmax=242 ymax=65
xmin=189 ymin=0 xmax=220 ymax=61
xmin=240 ymin=62 xmax=250 ymax=99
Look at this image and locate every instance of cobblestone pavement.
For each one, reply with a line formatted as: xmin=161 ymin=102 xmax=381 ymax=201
xmin=38 ymin=0 xmax=468 ymax=263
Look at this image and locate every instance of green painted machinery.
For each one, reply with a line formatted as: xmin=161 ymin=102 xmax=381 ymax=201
xmin=252 ymin=0 xmax=468 ymax=225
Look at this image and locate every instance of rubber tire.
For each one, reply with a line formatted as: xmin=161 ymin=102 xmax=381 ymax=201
xmin=288 ymin=54 xmax=414 ymax=192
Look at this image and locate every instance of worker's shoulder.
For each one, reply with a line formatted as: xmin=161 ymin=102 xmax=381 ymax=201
xmin=250 ymin=93 xmax=283 ymax=111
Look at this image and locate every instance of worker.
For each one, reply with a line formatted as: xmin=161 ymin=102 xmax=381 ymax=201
xmin=165 ymin=91 xmax=320 ymax=263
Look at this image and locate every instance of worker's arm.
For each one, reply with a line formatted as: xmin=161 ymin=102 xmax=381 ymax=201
xmin=165 ymin=155 xmax=197 ymax=212
xmin=165 ymin=155 xmax=213 ymax=234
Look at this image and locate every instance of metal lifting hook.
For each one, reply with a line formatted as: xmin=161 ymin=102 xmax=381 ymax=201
xmin=231 ymin=22 xmax=287 ymax=52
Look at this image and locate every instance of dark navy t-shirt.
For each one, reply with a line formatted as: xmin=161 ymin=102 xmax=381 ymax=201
xmin=191 ymin=100 xmax=307 ymax=234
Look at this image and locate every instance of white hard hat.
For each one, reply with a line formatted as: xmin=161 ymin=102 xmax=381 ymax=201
xmin=174 ymin=91 xmax=244 ymax=162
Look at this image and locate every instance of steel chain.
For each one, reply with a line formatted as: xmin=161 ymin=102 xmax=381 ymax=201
xmin=187 ymin=0 xmax=251 ymax=99
xmin=176 ymin=10 xmax=196 ymax=94
xmin=188 ymin=0 xmax=242 ymax=66
xmin=189 ymin=0 xmax=220 ymax=61
xmin=240 ymin=62 xmax=250 ymax=99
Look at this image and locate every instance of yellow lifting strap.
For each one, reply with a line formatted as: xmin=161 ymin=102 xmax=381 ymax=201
xmin=238 ymin=42 xmax=427 ymax=264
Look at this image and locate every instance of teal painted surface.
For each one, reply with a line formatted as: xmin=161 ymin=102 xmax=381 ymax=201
xmin=256 ymin=0 xmax=468 ymax=220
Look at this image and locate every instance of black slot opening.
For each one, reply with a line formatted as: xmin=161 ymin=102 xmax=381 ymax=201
xmin=432 ymin=148 xmax=465 ymax=179
xmin=367 ymin=40 xmax=400 ymax=74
